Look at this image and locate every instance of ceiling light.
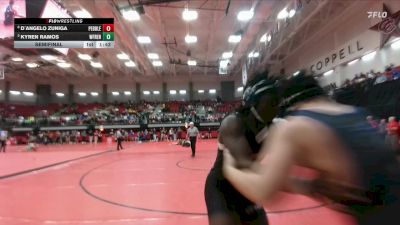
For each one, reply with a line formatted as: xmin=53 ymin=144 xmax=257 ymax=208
xmin=117 ymin=53 xmax=130 ymax=60
xmin=237 ymin=87 xmax=243 ymax=92
xmin=289 ymin=9 xmax=296 ymax=18
xmin=293 ymin=70 xmax=300 ymax=76
xmin=179 ymin=90 xmax=186 ymax=95
xmin=348 ymin=59 xmax=359 ymax=65
xmin=73 ymin=9 xmax=92 ymax=18
xmin=122 ymin=9 xmax=140 ymax=21
xmin=78 ymin=92 xmax=86 ymax=96
xmin=187 ymin=60 xmax=197 ymax=66
xmin=10 ymin=90 xmax=21 ymax=95
xmin=152 ymin=61 xmax=163 ymax=67
xmin=237 ymin=10 xmax=254 ymax=21
xmin=11 ymin=57 xmax=23 ymax=62
xmin=361 ymin=51 xmax=376 ymax=61
xmin=112 ymin=91 xmax=119 ymax=96
xmin=391 ymin=39 xmax=400 ymax=49
xmin=248 ymin=52 xmax=259 ymax=58
xmin=153 ymin=91 xmax=160 ymax=95
xmin=277 ymin=7 xmax=289 ymax=20
xmin=222 ymin=52 xmax=233 ymax=59
xmin=260 ymin=34 xmax=267 ymax=42
xmin=78 ymin=54 xmax=92 ymax=60
xmin=220 ymin=59 xmax=230 ymax=67
xmin=41 ymin=55 xmax=57 ymax=60
xmin=147 ymin=53 xmax=159 ymax=60
xmin=198 ymin=90 xmax=204 ymax=93
xmin=143 ymin=91 xmax=151 ymax=95
xmin=185 ymin=34 xmax=197 ymax=44
xmin=228 ymin=35 xmax=241 ymax=43
xmin=57 ymin=62 xmax=71 ymax=68
xmin=323 ymin=70 xmax=334 ymax=76
xmin=169 ymin=90 xmax=177 ymax=95
xmin=90 ymin=92 xmax=98 ymax=96
xmin=125 ymin=61 xmax=136 ymax=67
xmin=219 ymin=60 xmax=229 ymax=75
xmin=124 ymin=91 xmax=132 ymax=95
xmin=137 ymin=36 xmax=151 ymax=44
xmin=182 ymin=9 xmax=198 ymax=21
xmin=209 ymin=89 xmax=216 ymax=94
xmin=26 ymin=63 xmax=39 ymax=68
xmin=90 ymin=61 xmax=103 ymax=68
xmin=56 ymin=92 xmax=65 ymax=97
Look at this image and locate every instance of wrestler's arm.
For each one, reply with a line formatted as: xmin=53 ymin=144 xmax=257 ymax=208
xmin=223 ymin=122 xmax=296 ymax=204
xmin=218 ymin=115 xmax=254 ymax=169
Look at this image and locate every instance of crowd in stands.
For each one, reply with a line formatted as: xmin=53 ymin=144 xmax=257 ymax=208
xmin=325 ymin=64 xmax=400 ymax=92
xmin=0 ymin=100 xmax=240 ymax=128
xmin=367 ymin=115 xmax=400 ymax=153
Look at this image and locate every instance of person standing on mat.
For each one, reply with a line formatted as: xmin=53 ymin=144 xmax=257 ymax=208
xmin=186 ymin=122 xmax=199 ymax=157
xmin=0 ymin=129 xmax=7 ymax=153
xmin=116 ymin=129 xmax=123 ymax=151
xmin=223 ymin=72 xmax=400 ymax=225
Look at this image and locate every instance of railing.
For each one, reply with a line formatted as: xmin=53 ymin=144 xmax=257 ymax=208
xmin=10 ymin=122 xmax=221 ymax=132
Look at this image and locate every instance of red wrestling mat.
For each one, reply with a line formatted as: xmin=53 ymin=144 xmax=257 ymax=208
xmin=0 ymin=140 xmax=356 ymax=225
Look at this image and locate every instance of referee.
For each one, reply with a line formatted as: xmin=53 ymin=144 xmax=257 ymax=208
xmin=186 ymin=122 xmax=199 ymax=157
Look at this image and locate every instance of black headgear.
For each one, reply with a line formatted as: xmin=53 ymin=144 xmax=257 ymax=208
xmin=242 ymin=79 xmax=279 ymax=123
xmin=277 ymin=71 xmax=325 ymax=117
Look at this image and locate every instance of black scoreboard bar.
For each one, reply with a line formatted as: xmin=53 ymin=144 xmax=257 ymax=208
xmin=14 ymin=18 xmax=114 ymax=49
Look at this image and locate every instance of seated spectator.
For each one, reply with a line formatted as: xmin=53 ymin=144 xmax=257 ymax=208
xmin=384 ymin=68 xmax=394 ymax=81
xmin=379 ymin=119 xmax=387 ymax=138
xmin=366 ymin=115 xmax=378 ymax=129
xmin=386 ymin=116 xmax=399 ymax=152
xmin=392 ymin=67 xmax=400 ymax=80
xmin=374 ymin=72 xmax=387 ymax=84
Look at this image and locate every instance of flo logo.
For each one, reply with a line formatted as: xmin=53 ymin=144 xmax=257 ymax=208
xmin=367 ymin=11 xmax=388 ymax=19
xmin=369 ymin=4 xmax=400 ymax=48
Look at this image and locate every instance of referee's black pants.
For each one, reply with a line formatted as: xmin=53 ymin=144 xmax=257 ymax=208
xmin=117 ymin=138 xmax=123 ymax=150
xmin=190 ymin=136 xmax=197 ymax=157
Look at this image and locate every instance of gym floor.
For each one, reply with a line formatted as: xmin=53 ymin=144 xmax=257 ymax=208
xmin=0 ymin=140 xmax=355 ymax=225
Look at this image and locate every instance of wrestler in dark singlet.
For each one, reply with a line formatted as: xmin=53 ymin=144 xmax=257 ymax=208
xmin=204 ymin=72 xmax=279 ymax=225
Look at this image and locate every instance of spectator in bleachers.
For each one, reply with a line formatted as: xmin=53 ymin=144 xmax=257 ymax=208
xmin=384 ymin=67 xmax=394 ymax=81
xmin=367 ymin=116 xmax=378 ymax=129
xmin=374 ymin=72 xmax=387 ymax=85
xmin=379 ymin=119 xmax=387 ymax=138
xmin=386 ymin=116 xmax=399 ymax=152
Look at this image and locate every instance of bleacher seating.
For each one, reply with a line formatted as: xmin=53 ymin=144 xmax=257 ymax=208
xmin=334 ymin=79 xmax=400 ymax=119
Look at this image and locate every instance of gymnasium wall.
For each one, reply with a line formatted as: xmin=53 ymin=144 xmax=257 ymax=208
xmin=0 ymin=77 xmax=234 ymax=104
xmin=281 ymin=0 xmax=400 ymax=86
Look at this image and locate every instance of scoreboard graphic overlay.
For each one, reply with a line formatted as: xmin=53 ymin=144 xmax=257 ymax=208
xmin=14 ymin=18 xmax=114 ymax=49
